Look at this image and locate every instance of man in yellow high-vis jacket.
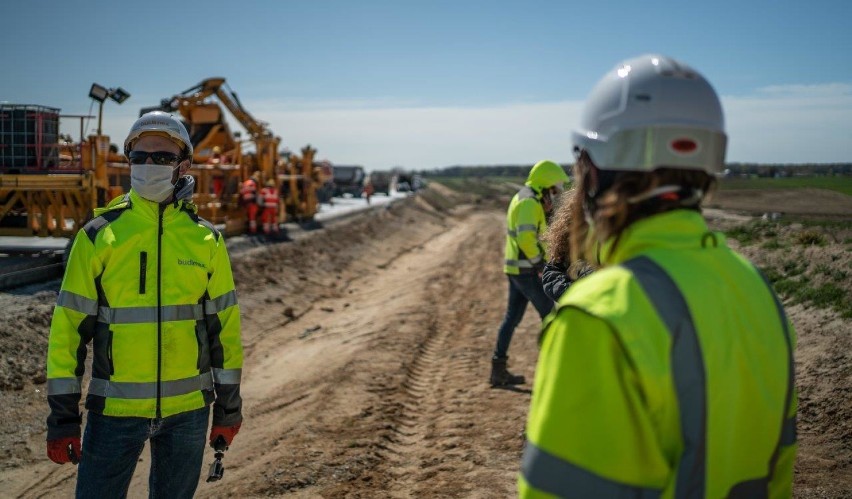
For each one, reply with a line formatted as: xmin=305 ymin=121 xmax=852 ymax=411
xmin=520 ymin=55 xmax=796 ymax=498
xmin=491 ymin=160 xmax=569 ymax=387
xmin=46 ymin=112 xmax=244 ymax=498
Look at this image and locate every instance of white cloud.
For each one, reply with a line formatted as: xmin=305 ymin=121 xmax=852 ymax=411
xmin=79 ymin=83 xmax=851 ymax=170
xmin=722 ymin=83 xmax=852 ymax=164
xmin=251 ymin=99 xmax=584 ymax=170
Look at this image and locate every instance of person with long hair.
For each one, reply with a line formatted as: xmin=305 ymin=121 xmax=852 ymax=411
xmin=540 ymin=189 xmax=594 ymax=301
xmin=520 ymin=55 xmax=796 ymax=497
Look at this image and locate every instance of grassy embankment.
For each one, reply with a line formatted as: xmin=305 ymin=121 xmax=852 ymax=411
xmin=718 ymin=176 xmax=852 ymax=196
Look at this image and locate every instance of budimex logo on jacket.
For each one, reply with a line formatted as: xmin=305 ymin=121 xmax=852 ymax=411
xmin=178 ymin=258 xmax=206 ymax=269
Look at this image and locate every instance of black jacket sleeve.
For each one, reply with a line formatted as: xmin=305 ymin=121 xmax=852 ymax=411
xmin=542 ymin=261 xmax=572 ymax=302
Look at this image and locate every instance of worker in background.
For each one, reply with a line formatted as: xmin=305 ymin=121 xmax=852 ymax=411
xmin=240 ymin=171 xmax=261 ymax=234
xmin=45 ymin=111 xmax=244 ymax=498
xmin=520 ymin=54 xmax=796 ymax=498
xmin=490 ymin=160 xmax=569 ymax=387
xmin=207 ymin=145 xmax=225 ymax=197
xmin=540 ymin=189 xmax=594 ymax=301
xmin=363 ymin=178 xmax=374 ymax=205
xmin=259 ymin=179 xmax=280 ymax=235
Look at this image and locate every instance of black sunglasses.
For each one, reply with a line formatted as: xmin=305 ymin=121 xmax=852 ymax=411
xmin=128 ymin=150 xmax=183 ymax=166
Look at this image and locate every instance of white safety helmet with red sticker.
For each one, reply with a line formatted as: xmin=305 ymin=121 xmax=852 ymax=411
xmin=124 ymin=111 xmax=193 ymax=163
xmin=572 ymin=54 xmax=727 ymax=174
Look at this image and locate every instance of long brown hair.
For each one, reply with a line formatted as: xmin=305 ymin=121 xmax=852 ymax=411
xmin=569 ymin=151 xmax=716 ymax=264
xmin=543 ymin=189 xmax=576 ymax=266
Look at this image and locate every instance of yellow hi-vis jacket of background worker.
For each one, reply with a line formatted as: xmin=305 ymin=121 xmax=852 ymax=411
xmin=46 ymin=190 xmax=243 ymax=440
xmin=504 ymin=161 xmax=569 ymax=274
xmin=520 ymin=210 xmax=796 ymax=498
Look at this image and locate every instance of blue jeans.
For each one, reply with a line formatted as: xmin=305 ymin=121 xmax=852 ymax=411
xmin=76 ymin=406 xmax=210 ymax=499
xmin=493 ymin=273 xmax=554 ymax=359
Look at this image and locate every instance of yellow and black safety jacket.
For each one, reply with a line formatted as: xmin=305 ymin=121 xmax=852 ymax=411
xmin=46 ymin=189 xmax=243 ymax=439
xmin=503 ymin=160 xmax=569 ymax=275
xmin=520 ymin=209 xmax=796 ymax=498
xmin=504 ymin=185 xmax=548 ymax=275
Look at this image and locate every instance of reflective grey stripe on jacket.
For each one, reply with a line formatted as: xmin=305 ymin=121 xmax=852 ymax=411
xmin=47 ymin=376 xmax=84 ymax=395
xmin=624 ymin=257 xmax=707 ymax=497
xmin=56 ymin=291 xmax=98 ymax=316
xmin=213 ymin=368 xmax=241 ymax=384
xmin=523 ymin=441 xmax=661 ymax=498
xmin=88 ymin=373 xmax=213 ymax=399
xmin=205 ymin=290 xmax=238 ymax=315
xmin=505 ymin=254 xmax=543 ymax=269
xmin=507 ymin=224 xmax=538 ymax=238
xmin=96 ymin=291 xmax=239 ymax=325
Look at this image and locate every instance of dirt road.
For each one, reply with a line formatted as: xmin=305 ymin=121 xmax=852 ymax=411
xmin=0 ymin=183 xmax=849 ymax=497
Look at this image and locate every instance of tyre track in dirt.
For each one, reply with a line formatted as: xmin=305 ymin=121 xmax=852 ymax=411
xmin=218 ymin=206 xmax=536 ymax=498
xmin=370 ymin=222 xmax=503 ymax=497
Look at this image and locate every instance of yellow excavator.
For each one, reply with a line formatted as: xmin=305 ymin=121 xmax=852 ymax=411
xmin=146 ymin=77 xmax=319 ymax=233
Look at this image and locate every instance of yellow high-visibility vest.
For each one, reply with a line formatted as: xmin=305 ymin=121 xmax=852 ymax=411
xmin=520 ymin=210 xmax=796 ymax=498
xmin=46 ymin=190 xmax=243 ymax=439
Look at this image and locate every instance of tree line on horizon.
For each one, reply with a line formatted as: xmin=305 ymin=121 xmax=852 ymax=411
xmin=418 ymin=162 xmax=852 ymax=178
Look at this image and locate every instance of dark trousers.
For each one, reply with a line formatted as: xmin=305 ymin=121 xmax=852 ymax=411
xmin=76 ymin=406 xmax=209 ymax=499
xmin=493 ymin=273 xmax=554 ymax=359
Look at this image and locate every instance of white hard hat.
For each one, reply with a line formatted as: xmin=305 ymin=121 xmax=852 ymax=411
xmin=124 ymin=111 xmax=193 ymax=161
xmin=572 ymin=54 xmax=727 ymax=174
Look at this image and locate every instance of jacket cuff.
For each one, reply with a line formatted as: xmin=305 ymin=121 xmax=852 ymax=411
xmin=212 ymin=383 xmax=243 ymax=427
xmin=47 ymin=423 xmax=81 ymax=441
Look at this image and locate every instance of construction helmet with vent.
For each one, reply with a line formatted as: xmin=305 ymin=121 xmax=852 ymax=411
xmin=124 ymin=111 xmax=193 ymax=162
xmin=572 ymin=54 xmax=727 ymax=174
xmin=527 ymin=160 xmax=570 ymax=190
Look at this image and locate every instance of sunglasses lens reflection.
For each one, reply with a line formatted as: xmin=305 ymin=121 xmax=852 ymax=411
xmin=129 ymin=151 xmax=181 ymax=165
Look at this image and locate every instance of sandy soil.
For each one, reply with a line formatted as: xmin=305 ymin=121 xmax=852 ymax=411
xmin=0 ymin=183 xmax=849 ymax=498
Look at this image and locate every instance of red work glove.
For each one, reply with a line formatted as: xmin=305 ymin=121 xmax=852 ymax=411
xmin=47 ymin=436 xmax=81 ymax=464
xmin=209 ymin=423 xmax=241 ymax=449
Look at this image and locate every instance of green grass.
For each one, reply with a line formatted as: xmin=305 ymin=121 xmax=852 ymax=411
xmin=718 ymin=176 xmax=852 ymax=196
xmin=726 ymin=222 xmax=773 ymax=245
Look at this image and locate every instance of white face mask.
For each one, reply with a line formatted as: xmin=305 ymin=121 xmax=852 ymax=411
xmin=130 ymin=163 xmax=178 ymax=203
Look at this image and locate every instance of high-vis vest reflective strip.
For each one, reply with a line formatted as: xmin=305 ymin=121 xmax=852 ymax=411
xmin=522 ymin=441 xmax=662 ymax=498
xmin=522 ymin=256 xmax=795 ymax=498
xmin=88 ymin=373 xmax=214 ymax=399
xmin=507 ymin=224 xmax=538 ymax=238
xmin=505 ymin=254 xmax=543 ymax=269
xmin=261 ymin=187 xmax=278 ymax=206
xmin=47 ymin=376 xmax=83 ymax=395
xmin=624 ymin=257 xmax=707 ymax=496
xmin=57 ymin=290 xmax=238 ymax=324
xmin=241 ymin=179 xmax=257 ymax=200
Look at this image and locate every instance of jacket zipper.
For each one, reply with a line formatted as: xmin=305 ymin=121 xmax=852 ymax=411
xmin=156 ymin=205 xmax=164 ymax=419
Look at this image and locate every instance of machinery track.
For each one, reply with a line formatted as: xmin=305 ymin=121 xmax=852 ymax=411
xmin=0 ymin=253 xmax=64 ymax=291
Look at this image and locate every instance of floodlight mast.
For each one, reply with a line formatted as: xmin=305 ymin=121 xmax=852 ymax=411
xmin=90 ymin=83 xmax=131 ymax=135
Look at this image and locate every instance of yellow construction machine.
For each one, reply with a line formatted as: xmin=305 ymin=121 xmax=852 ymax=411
xmin=146 ymin=77 xmax=319 ymax=232
xmin=0 ymin=78 xmax=321 ymax=238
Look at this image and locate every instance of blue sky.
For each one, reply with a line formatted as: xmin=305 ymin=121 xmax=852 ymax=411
xmin=2 ymin=0 xmax=850 ymax=170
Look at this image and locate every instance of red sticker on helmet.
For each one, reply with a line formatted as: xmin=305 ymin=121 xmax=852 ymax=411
xmin=671 ymin=138 xmax=698 ymax=154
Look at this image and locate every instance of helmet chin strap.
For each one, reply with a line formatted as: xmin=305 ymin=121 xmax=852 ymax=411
xmin=627 ymin=184 xmax=704 ymax=205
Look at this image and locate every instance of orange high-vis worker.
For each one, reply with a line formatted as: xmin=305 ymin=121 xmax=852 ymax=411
xmin=259 ymin=180 xmax=279 ymax=234
xmin=240 ymin=174 xmax=260 ymax=234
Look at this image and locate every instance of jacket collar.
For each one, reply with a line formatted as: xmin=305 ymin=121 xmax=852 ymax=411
xmin=601 ymin=209 xmax=726 ymax=265
xmin=125 ymin=189 xmax=192 ymax=222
